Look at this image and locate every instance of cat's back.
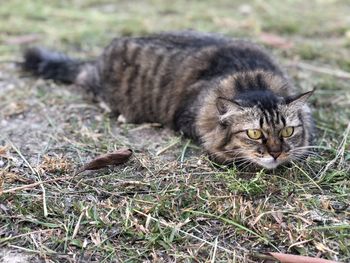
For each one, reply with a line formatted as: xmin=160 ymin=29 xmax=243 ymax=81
xmin=97 ymin=31 xmax=286 ymax=126
xmin=101 ymin=31 xmax=283 ymax=79
xmin=149 ymin=31 xmax=284 ymax=75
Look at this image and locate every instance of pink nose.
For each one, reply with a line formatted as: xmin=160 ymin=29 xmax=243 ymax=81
xmin=269 ymin=151 xmax=281 ymax=159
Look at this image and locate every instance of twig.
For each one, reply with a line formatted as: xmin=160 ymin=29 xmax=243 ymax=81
xmin=37 ymin=169 xmax=48 ymax=217
xmin=8 ymin=140 xmax=49 ymax=217
xmin=210 ymin=237 xmax=219 ymax=263
xmin=287 ymin=61 xmax=350 ymax=79
xmin=156 ymin=138 xmax=180 ymax=155
xmin=132 ymin=153 xmax=155 ymax=177
xmin=292 ymin=163 xmax=323 ymax=192
xmin=129 ymin=123 xmax=162 ymax=132
xmin=180 ymin=139 xmax=191 ymax=166
xmin=187 ymin=210 xmax=278 ymax=251
xmin=317 ymin=121 xmax=350 ymax=179
xmin=72 ymin=207 xmax=87 ymax=239
xmin=133 ymin=209 xmax=244 ymax=256
xmin=7 ymin=244 xmax=62 ymax=256
xmin=8 ymin=245 xmax=43 ymax=254
xmin=288 ymin=239 xmax=313 ymax=251
xmin=1 ymin=175 xmax=75 ymax=194
xmin=8 ymin=141 xmax=37 ymax=175
xmin=0 ymin=229 xmax=56 ymax=244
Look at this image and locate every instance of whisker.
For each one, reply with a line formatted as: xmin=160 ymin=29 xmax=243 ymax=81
xmin=291 ymin=152 xmax=321 ymax=158
xmin=211 ymin=149 xmax=246 ymax=155
xmin=289 ymin=149 xmax=321 ymax=157
xmin=291 ymin=145 xmax=332 ymax=151
xmin=239 ymin=162 xmax=254 ymax=171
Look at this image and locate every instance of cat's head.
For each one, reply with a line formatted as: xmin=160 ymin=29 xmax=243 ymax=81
xmin=197 ymin=72 xmax=314 ymax=169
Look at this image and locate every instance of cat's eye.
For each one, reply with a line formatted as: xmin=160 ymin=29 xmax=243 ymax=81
xmin=246 ymin=129 xmax=263 ymax=140
xmin=280 ymin=126 xmax=294 ymax=138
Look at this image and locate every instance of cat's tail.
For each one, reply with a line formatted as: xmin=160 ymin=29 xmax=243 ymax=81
xmin=22 ymin=47 xmax=84 ymax=84
xmin=22 ymin=47 xmax=100 ymax=94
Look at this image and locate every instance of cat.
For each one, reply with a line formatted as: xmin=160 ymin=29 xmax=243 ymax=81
xmin=22 ymin=31 xmax=314 ymax=169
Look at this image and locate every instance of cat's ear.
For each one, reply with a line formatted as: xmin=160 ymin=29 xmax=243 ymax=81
xmin=286 ymin=90 xmax=314 ymax=108
xmin=216 ymin=97 xmax=243 ymax=115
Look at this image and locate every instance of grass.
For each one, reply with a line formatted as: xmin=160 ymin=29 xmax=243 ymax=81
xmin=0 ymin=0 xmax=349 ymax=262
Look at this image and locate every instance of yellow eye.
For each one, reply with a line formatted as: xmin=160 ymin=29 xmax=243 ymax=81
xmin=246 ymin=129 xmax=263 ymax=140
xmin=280 ymin=126 xmax=294 ymax=138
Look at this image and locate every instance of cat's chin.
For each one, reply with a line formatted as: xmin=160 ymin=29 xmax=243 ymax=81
xmin=255 ymin=157 xmax=283 ymax=169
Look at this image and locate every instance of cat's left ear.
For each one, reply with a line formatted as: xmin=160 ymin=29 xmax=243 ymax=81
xmin=216 ymin=97 xmax=243 ymax=115
xmin=286 ymin=90 xmax=314 ymax=108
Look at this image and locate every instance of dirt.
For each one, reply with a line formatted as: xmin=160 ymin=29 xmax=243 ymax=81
xmin=0 ymin=248 xmax=41 ymax=263
xmin=0 ymin=63 xmax=184 ymax=162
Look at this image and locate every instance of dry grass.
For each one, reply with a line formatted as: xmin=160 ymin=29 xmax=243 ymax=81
xmin=0 ymin=0 xmax=349 ymax=262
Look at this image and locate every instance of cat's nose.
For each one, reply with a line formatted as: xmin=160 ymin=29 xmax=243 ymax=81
xmin=269 ymin=151 xmax=281 ymax=159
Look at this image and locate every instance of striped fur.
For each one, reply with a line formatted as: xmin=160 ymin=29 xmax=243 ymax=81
xmin=22 ymin=31 xmax=314 ymax=169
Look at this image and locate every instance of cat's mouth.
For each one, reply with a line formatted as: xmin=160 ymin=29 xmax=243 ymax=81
xmin=255 ymin=156 xmax=284 ymax=169
xmin=227 ymin=152 xmax=288 ymax=169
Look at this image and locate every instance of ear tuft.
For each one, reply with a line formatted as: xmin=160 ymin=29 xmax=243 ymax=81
xmin=286 ymin=90 xmax=314 ymax=108
xmin=216 ymin=97 xmax=229 ymax=115
xmin=216 ymin=97 xmax=243 ymax=115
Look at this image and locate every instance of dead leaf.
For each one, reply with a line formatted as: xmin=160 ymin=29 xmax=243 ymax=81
xmin=90 ymin=231 xmax=101 ymax=246
xmin=38 ymin=155 xmax=73 ymax=173
xmin=0 ymin=170 xmax=31 ymax=193
xmin=133 ymin=218 xmax=149 ymax=234
xmin=314 ymin=242 xmax=338 ymax=254
xmin=3 ymin=102 xmax=28 ymax=117
xmin=80 ymin=126 xmax=102 ymax=142
xmin=288 ymin=239 xmax=313 ymax=250
xmin=0 ymin=145 xmax=12 ymax=162
xmin=259 ymin=33 xmax=294 ymax=49
xmin=0 ymin=171 xmax=30 ymax=183
xmin=269 ymin=252 xmax=339 ymax=263
xmin=0 ymin=145 xmax=9 ymax=156
xmin=271 ymin=211 xmax=283 ymax=225
xmin=76 ymin=148 xmax=132 ymax=174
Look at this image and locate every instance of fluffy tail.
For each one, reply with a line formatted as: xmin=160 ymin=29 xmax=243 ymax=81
xmin=22 ymin=47 xmax=84 ymax=84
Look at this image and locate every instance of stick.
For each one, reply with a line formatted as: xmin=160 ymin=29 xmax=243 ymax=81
xmin=1 ymin=176 xmax=75 ymax=194
xmin=0 ymin=229 xmax=56 ymax=244
xmin=72 ymin=207 xmax=87 ymax=239
xmin=156 ymin=138 xmax=180 ymax=155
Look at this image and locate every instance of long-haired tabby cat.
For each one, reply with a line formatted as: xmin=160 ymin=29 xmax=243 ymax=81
xmin=22 ymin=31 xmax=314 ymax=169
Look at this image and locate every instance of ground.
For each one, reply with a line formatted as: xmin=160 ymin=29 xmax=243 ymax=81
xmin=0 ymin=0 xmax=349 ymax=262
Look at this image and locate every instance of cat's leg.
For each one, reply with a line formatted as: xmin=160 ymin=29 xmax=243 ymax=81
xmin=174 ymin=110 xmax=198 ymax=140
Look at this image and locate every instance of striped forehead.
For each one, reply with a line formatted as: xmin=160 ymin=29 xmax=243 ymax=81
xmin=258 ymin=108 xmax=286 ymax=129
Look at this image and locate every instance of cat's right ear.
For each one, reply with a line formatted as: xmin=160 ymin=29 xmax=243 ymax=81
xmin=286 ymin=90 xmax=314 ymax=108
xmin=216 ymin=97 xmax=243 ymax=115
